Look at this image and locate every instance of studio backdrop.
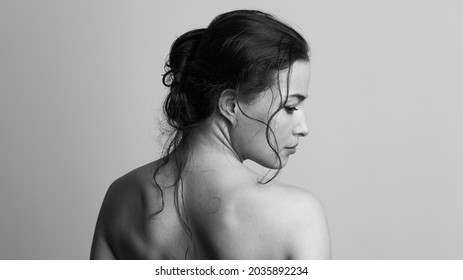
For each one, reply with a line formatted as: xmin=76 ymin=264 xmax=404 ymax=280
xmin=1 ymin=0 xmax=462 ymax=259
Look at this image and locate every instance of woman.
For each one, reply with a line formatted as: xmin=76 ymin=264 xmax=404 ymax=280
xmin=90 ymin=9 xmax=331 ymax=260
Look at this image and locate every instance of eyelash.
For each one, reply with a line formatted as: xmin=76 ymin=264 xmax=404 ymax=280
xmin=284 ymin=106 xmax=298 ymax=113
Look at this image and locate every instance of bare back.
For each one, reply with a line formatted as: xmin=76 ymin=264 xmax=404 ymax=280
xmin=90 ymin=159 xmax=331 ymax=259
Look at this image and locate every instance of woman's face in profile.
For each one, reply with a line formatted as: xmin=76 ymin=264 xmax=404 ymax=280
xmin=233 ymin=60 xmax=311 ymax=169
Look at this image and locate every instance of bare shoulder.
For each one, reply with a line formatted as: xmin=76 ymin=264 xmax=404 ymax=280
xmin=90 ymin=161 xmax=162 ymax=259
xmin=202 ymin=174 xmax=331 ymax=259
xmin=106 ymin=161 xmax=162 ymax=212
xmin=263 ymin=182 xmax=331 ymax=259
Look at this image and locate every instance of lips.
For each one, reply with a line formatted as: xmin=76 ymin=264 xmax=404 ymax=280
xmin=286 ymin=144 xmax=299 ymax=149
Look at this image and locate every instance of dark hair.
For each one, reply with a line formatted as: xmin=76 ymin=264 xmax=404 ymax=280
xmin=154 ymin=9 xmax=309 ymax=258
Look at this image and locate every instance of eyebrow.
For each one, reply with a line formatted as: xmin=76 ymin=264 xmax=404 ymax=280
xmin=288 ymin=93 xmax=308 ymax=102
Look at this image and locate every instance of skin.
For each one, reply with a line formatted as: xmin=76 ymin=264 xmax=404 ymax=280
xmin=90 ymin=61 xmax=331 ymax=259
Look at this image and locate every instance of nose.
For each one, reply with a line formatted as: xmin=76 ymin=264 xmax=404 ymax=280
xmin=293 ymin=113 xmax=309 ymax=137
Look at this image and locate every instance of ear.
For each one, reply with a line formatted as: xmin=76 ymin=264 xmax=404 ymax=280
xmin=218 ymin=89 xmax=238 ymax=125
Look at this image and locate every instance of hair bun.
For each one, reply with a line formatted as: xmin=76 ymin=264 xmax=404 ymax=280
xmin=163 ymin=28 xmax=205 ymax=87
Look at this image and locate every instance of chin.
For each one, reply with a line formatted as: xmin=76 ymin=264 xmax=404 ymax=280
xmin=256 ymin=156 xmax=288 ymax=170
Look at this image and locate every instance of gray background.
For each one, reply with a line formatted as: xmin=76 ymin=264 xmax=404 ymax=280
xmin=1 ymin=0 xmax=462 ymax=259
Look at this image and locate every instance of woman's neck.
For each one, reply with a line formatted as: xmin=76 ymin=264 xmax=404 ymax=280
xmin=165 ymin=116 xmax=261 ymax=186
xmin=184 ymin=117 xmax=243 ymax=166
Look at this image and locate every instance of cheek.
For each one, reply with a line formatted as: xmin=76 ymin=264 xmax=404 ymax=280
xmin=270 ymin=115 xmax=291 ymax=145
xmin=240 ymin=109 xmax=272 ymax=141
xmin=242 ymin=119 xmax=268 ymax=142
